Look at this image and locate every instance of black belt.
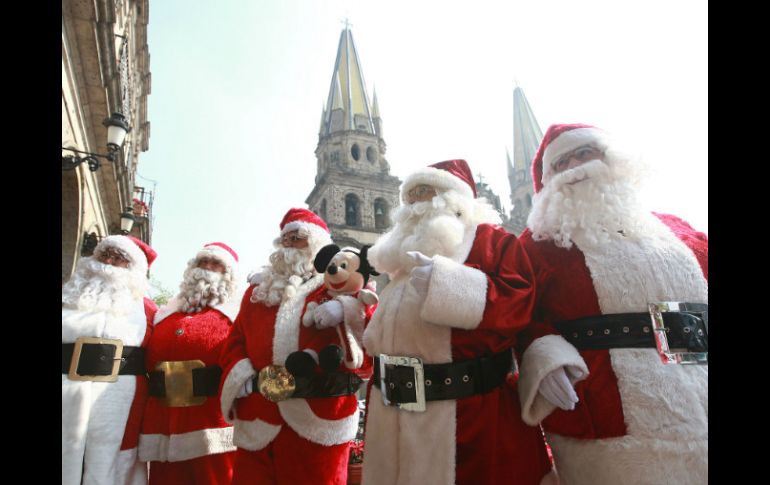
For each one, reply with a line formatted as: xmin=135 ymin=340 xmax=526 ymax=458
xmin=373 ymin=350 xmax=513 ymax=405
xmin=62 ymin=342 xmax=145 ymax=376
xmin=554 ymin=302 xmax=708 ymax=352
xmin=149 ymin=365 xmax=222 ymax=398
xmin=251 ymin=372 xmax=363 ymax=399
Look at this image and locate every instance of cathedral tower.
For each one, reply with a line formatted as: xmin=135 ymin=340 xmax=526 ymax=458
xmin=503 ymin=86 xmax=543 ymax=235
xmin=305 ymin=26 xmax=401 ymax=248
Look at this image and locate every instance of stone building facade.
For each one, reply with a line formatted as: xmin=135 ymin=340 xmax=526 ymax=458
xmin=62 ymin=0 xmax=153 ymax=282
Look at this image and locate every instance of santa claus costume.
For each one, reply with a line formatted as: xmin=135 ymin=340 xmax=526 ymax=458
xmin=361 ymin=160 xmax=552 ymax=485
xmin=219 ymin=208 xmax=374 ymax=485
xmin=139 ymin=242 xmax=243 ymax=484
xmin=517 ymin=124 xmax=708 ymax=485
xmin=62 ymin=235 xmax=158 ymax=485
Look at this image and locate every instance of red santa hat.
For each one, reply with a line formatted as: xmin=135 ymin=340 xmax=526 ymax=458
xmin=400 ymin=159 xmax=477 ymax=203
xmin=195 ymin=242 xmax=239 ymax=272
xmin=94 ymin=234 xmax=157 ymax=275
xmin=532 ymin=123 xmax=610 ymax=192
xmin=279 ymin=208 xmax=333 ymax=257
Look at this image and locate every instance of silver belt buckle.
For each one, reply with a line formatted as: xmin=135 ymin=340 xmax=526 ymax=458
xmin=648 ymin=302 xmax=708 ymax=365
xmin=379 ymin=353 xmax=426 ymax=412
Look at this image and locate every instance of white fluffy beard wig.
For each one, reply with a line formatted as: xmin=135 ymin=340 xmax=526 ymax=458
xmin=250 ymin=243 xmax=316 ymax=307
xmin=527 ymin=147 xmax=648 ymax=249
xmin=368 ymin=189 xmax=501 ymax=276
xmin=177 ymin=259 xmax=237 ymax=313
xmin=62 ymin=257 xmax=149 ymax=315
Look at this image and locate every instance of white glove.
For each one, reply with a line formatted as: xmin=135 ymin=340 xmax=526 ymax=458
xmin=539 ymin=366 xmax=580 ymax=411
xmin=236 ymin=378 xmax=253 ymax=398
xmin=407 ymin=251 xmax=433 ymax=298
xmin=247 ymin=270 xmax=264 ymax=286
xmin=313 ymin=299 xmax=344 ymax=329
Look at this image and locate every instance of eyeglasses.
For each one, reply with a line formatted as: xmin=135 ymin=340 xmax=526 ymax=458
xmin=281 ymin=233 xmax=307 ymax=244
xmin=406 ymin=184 xmax=437 ymax=202
xmin=552 ymin=145 xmax=604 ymax=173
xmin=97 ymin=249 xmax=129 ymax=265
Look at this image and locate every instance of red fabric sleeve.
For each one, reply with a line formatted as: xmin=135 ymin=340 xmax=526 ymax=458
xmin=653 ymin=212 xmax=708 ymax=281
xmin=473 ymin=224 xmax=537 ymax=336
xmin=218 ymin=286 xmax=254 ymax=387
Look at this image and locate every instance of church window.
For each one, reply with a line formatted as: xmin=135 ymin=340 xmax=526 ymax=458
xmin=351 ymin=144 xmax=361 ymax=161
xmin=345 ymin=194 xmax=360 ymax=227
xmin=366 ymin=146 xmax=376 ymax=163
xmin=374 ymin=198 xmax=389 ymax=229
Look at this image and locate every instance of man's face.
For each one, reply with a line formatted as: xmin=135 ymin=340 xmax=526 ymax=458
xmin=196 ymin=257 xmax=226 ymax=274
xmin=96 ymin=248 xmax=130 ymax=268
xmin=550 ymin=145 xmax=605 ymax=179
xmin=280 ymin=230 xmax=309 ymax=249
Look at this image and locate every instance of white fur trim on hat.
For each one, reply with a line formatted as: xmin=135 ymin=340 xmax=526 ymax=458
xmin=196 ymin=245 xmax=237 ymax=271
xmin=400 ymin=166 xmax=475 ymax=203
xmin=95 ymin=235 xmax=148 ymax=275
xmin=541 ymin=128 xmax=609 ymax=186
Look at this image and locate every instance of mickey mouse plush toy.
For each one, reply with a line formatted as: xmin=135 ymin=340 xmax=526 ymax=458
xmin=285 ymin=245 xmax=379 ymax=381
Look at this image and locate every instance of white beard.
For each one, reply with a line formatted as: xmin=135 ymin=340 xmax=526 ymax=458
xmin=250 ymin=245 xmax=315 ymax=307
xmin=527 ymin=150 xmax=647 ymax=249
xmin=177 ymin=266 xmax=234 ymax=313
xmin=369 ymin=190 xmax=500 ymax=276
xmin=61 ymin=258 xmax=148 ymax=315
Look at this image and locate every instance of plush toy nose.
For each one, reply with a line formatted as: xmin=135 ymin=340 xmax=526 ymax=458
xmin=327 ymin=264 xmax=338 ymax=275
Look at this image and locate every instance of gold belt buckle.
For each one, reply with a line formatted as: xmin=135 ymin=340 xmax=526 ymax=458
xmin=155 ymin=360 xmax=207 ymax=407
xmin=67 ymin=337 xmax=124 ymax=382
xmin=257 ymin=365 xmax=296 ymax=402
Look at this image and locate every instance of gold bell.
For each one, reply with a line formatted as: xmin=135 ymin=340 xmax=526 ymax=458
xmin=257 ymin=365 xmax=296 ymax=402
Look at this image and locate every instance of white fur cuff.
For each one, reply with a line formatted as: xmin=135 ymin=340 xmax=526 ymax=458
xmin=420 ymin=255 xmax=487 ymax=329
xmin=519 ymin=335 xmax=588 ymax=425
xmin=220 ymin=358 xmax=256 ymax=423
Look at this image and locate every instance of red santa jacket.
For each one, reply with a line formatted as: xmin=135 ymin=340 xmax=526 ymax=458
xmin=516 ymin=213 xmax=708 ymax=485
xmin=219 ymin=274 xmax=373 ymax=451
xmin=139 ymin=301 xmax=239 ymax=462
xmin=362 ymin=223 xmax=552 ymax=485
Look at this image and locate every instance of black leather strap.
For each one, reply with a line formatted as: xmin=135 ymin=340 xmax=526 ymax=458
xmin=554 ymin=304 xmax=708 ymax=352
xmin=373 ymin=350 xmax=513 ymax=404
xmin=250 ymin=371 xmax=363 ymax=399
xmin=148 ymin=365 xmax=223 ymax=397
xmin=62 ymin=343 xmax=146 ymax=376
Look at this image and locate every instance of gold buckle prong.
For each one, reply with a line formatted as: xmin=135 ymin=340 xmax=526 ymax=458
xmin=67 ymin=337 xmax=124 ymax=382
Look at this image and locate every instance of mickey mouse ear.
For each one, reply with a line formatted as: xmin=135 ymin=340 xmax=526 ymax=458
xmin=360 ymin=245 xmax=380 ymax=278
xmin=313 ymin=244 xmax=341 ymax=273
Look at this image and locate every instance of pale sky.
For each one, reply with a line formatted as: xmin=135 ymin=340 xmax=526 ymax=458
xmin=139 ymin=0 xmax=708 ymax=295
